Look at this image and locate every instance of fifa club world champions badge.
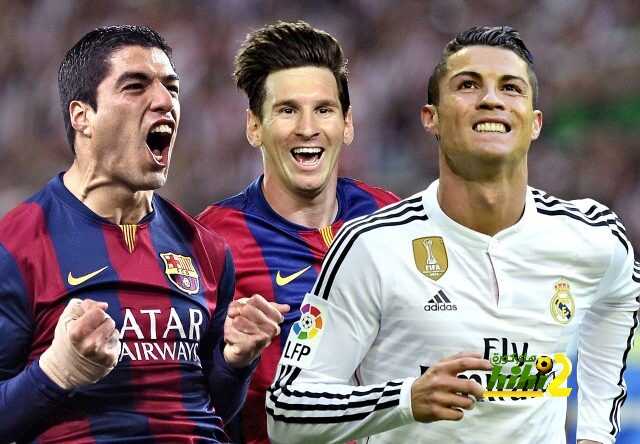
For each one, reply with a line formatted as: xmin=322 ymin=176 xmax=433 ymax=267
xmin=412 ymin=236 xmax=448 ymax=281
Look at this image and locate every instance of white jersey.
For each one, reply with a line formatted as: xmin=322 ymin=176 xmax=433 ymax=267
xmin=267 ymin=181 xmax=640 ymax=444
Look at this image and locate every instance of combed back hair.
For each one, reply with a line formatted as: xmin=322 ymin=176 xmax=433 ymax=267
xmin=427 ymin=26 xmax=538 ymax=107
xmin=58 ymin=25 xmax=174 ymax=152
xmin=234 ymin=20 xmax=350 ymax=120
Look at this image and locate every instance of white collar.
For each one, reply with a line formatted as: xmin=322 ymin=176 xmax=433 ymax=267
xmin=421 ymin=180 xmax=538 ymax=250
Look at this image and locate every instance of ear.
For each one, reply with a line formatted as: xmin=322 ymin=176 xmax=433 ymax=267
xmin=70 ymin=100 xmax=93 ymax=139
xmin=530 ymin=109 xmax=543 ymax=141
xmin=245 ymin=109 xmax=262 ymax=148
xmin=421 ymin=104 xmax=439 ymax=139
xmin=343 ymin=106 xmax=354 ymax=146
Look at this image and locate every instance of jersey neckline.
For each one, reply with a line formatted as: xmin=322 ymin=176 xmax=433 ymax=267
xmin=49 ymin=172 xmax=157 ymax=228
xmin=422 ymin=179 xmax=538 ymax=250
xmin=247 ymin=175 xmax=345 ymax=233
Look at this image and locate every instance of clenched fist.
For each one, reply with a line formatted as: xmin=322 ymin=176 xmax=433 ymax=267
xmin=40 ymin=298 xmax=121 ymax=390
xmin=223 ymin=294 xmax=290 ymax=368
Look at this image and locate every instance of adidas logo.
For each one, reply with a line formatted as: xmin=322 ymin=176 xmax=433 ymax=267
xmin=424 ymin=290 xmax=457 ymax=312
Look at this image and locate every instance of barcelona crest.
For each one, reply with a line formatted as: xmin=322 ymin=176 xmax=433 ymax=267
xmin=160 ymin=252 xmax=200 ymax=295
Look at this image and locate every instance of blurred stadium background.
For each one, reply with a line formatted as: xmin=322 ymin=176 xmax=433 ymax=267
xmin=0 ymin=0 xmax=638 ymax=440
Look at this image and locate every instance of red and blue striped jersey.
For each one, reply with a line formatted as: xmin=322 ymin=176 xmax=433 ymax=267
xmin=0 ymin=174 xmax=253 ymax=443
xmin=197 ymin=176 xmax=398 ymax=443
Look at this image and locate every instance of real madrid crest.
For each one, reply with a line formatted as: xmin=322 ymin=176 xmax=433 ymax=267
xmin=412 ymin=236 xmax=448 ymax=281
xmin=550 ymin=278 xmax=575 ymax=324
xmin=160 ymin=252 xmax=200 ymax=295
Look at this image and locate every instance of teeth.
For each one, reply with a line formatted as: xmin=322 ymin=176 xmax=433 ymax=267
xmin=292 ymin=147 xmax=322 ymax=155
xmin=150 ymin=124 xmax=173 ymax=134
xmin=475 ymin=122 xmax=506 ymax=133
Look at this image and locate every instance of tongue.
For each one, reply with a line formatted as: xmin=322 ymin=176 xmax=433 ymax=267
xmin=147 ymin=144 xmax=166 ymax=167
xmin=293 ymin=152 xmax=320 ymax=165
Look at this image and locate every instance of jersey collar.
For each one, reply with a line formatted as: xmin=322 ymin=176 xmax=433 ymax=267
xmin=50 ymin=172 xmax=157 ymax=227
xmin=247 ymin=175 xmax=344 ymax=233
xmin=422 ymin=179 xmax=537 ymax=250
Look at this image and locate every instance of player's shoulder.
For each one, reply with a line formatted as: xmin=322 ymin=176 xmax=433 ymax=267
xmin=339 ymin=177 xmax=400 ymax=207
xmin=312 ymin=193 xmax=426 ymax=299
xmin=0 ymin=183 xmax=55 ymax=247
xmin=156 ymin=195 xmax=228 ymax=253
xmin=0 ymin=203 xmax=39 ymax=267
xmin=0 ymin=201 xmax=39 ymax=236
xmin=530 ymin=186 xmax=629 ymax=251
xmin=197 ymin=187 xmax=255 ymax=230
xmin=334 ymin=191 xmax=427 ymax=247
xmin=530 ymin=186 xmax=621 ymax=225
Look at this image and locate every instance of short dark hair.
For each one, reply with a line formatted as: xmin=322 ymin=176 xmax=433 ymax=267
xmin=427 ymin=26 xmax=538 ymax=107
xmin=58 ymin=25 xmax=174 ymax=152
xmin=234 ymin=20 xmax=350 ymax=120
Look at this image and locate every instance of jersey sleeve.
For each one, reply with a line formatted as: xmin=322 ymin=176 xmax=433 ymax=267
xmin=0 ymin=243 xmax=69 ymax=440
xmin=202 ymin=247 xmax=257 ymax=424
xmin=267 ymin=234 xmax=415 ymax=443
xmin=576 ymin=218 xmax=640 ymax=443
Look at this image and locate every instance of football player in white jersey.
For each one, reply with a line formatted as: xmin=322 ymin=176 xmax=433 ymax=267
xmin=267 ymin=26 xmax=639 ymax=444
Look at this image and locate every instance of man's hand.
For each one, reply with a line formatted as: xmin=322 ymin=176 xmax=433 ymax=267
xmin=40 ymin=298 xmax=121 ymax=390
xmin=411 ymin=352 xmax=492 ymax=422
xmin=223 ymin=294 xmax=290 ymax=368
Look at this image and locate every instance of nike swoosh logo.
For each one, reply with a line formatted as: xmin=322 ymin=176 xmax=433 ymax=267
xmin=68 ymin=266 xmax=109 ymax=286
xmin=276 ymin=266 xmax=311 ymax=286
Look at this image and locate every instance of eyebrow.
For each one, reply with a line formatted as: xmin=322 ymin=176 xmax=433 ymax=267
xmin=271 ymin=98 xmax=340 ymax=109
xmin=502 ymin=74 xmax=529 ymax=87
xmin=115 ymin=71 xmax=180 ymax=88
xmin=451 ymin=70 xmax=528 ymax=86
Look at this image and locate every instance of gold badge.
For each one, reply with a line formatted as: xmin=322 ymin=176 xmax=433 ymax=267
xmin=412 ymin=237 xmax=448 ymax=281
xmin=550 ymin=279 xmax=575 ymax=324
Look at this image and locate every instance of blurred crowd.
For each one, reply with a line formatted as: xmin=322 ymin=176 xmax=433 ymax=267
xmin=1 ymin=0 xmax=640 ymax=239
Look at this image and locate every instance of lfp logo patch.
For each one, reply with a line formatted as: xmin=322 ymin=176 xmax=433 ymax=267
xmin=283 ymin=298 xmax=327 ymax=368
xmin=292 ymin=303 xmax=324 ymax=340
xmin=160 ymin=252 xmax=200 ymax=295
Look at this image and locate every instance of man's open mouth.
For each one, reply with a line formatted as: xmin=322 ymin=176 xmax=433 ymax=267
xmin=146 ymin=123 xmax=174 ymax=166
xmin=290 ymin=147 xmax=324 ymax=166
xmin=473 ymin=122 xmax=511 ymax=133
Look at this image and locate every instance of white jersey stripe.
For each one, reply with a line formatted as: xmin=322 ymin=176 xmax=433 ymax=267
xmin=315 ymin=197 xmax=423 ymax=291
xmin=267 ymin=365 xmax=402 ymax=423
xmin=609 ymin=306 xmax=639 ymax=436
xmin=313 ymin=197 xmax=425 ymax=299
xmin=533 ymin=196 xmax=630 ymax=252
xmin=319 ymin=211 xmax=429 ymax=300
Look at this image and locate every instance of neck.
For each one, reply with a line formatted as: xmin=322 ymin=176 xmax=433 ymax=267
xmin=262 ymin=175 xmax=339 ymax=229
xmin=63 ymin=160 xmax=153 ymax=225
xmin=437 ymin=155 xmax=528 ymax=236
